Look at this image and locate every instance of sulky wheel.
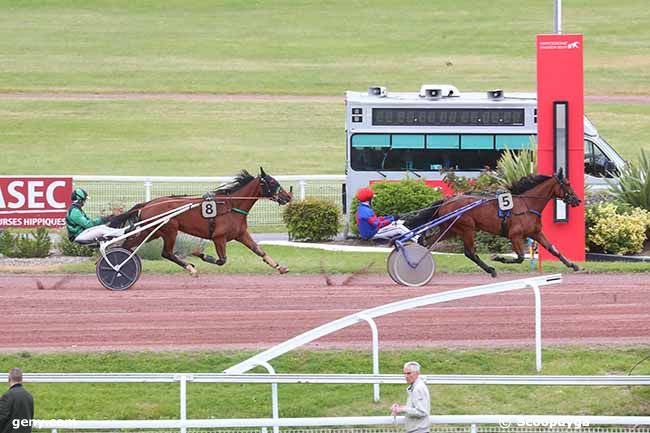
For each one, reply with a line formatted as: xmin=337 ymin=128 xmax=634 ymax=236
xmin=96 ymin=247 xmax=142 ymax=291
xmin=386 ymin=248 xmax=401 ymax=284
xmin=387 ymin=243 xmax=436 ymax=287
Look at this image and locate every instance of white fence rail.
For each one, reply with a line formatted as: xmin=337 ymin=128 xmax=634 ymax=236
xmin=30 ymin=414 xmax=650 ymax=431
xmin=11 ymin=373 xmax=650 ymax=433
xmin=71 ymin=175 xmax=346 ymax=226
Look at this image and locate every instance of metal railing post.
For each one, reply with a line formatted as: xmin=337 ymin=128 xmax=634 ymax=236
xmin=299 ymin=180 xmax=307 ymax=201
xmin=529 ymin=282 xmax=543 ymax=372
xmin=144 ymin=180 xmax=152 ymax=201
xmin=255 ymin=362 xmax=279 ymax=433
xmin=360 ymin=315 xmax=381 ymax=402
xmin=175 ymin=374 xmax=192 ymax=433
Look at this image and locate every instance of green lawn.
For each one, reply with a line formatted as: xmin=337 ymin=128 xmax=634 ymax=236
xmin=1 ymin=100 xmax=649 ymax=176
xmin=1 ymin=348 xmax=648 ymax=419
xmin=1 ymin=0 xmax=649 ymax=95
xmin=1 ymin=0 xmax=649 ymax=176
xmin=4 ymin=242 xmax=648 ymax=274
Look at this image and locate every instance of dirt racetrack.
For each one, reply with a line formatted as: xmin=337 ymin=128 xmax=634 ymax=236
xmin=0 ymin=272 xmax=648 ymax=352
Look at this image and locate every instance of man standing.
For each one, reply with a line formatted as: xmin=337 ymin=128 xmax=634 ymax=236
xmin=0 ymin=368 xmax=34 ymax=433
xmin=391 ymin=361 xmax=430 ymax=433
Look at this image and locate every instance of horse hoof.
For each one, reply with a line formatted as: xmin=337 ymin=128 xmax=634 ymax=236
xmin=489 ymin=269 xmax=497 ymax=278
xmin=278 ymin=266 xmax=289 ymax=274
xmin=186 ymin=264 xmax=198 ymax=277
xmin=572 ymin=264 xmax=580 ymax=271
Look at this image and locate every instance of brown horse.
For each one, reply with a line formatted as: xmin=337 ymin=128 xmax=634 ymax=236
xmin=408 ymin=169 xmax=581 ymax=277
xmin=110 ymin=168 xmax=292 ymax=276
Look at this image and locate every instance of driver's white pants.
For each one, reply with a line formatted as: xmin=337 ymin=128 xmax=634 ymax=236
xmin=74 ymin=225 xmax=126 ymax=245
xmin=373 ymin=220 xmax=410 ymax=241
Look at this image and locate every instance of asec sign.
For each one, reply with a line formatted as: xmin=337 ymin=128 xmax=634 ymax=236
xmin=0 ymin=177 xmax=73 ymax=228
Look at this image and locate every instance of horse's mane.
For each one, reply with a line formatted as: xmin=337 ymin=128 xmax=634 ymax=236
xmin=213 ymin=170 xmax=255 ymax=194
xmin=508 ymin=174 xmax=552 ymax=195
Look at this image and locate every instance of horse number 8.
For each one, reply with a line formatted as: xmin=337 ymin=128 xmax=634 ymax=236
xmin=202 ymin=201 xmax=217 ymax=218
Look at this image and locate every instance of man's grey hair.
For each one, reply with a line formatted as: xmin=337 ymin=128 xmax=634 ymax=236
xmin=403 ymin=361 xmax=421 ymax=373
xmin=8 ymin=368 xmax=22 ymax=383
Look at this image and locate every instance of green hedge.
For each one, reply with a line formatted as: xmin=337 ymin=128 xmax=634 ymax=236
xmin=283 ymin=199 xmax=340 ymax=242
xmin=586 ymin=202 xmax=650 ymax=255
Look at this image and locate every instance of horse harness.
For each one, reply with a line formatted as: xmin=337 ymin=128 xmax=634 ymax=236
xmin=200 ymin=191 xmax=257 ymax=238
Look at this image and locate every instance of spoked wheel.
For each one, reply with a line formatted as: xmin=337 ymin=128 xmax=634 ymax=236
xmin=387 ymin=243 xmax=436 ymax=287
xmin=96 ymin=247 xmax=142 ymax=291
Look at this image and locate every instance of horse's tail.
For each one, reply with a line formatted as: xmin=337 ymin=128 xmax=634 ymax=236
xmin=401 ymin=199 xmax=445 ymax=229
xmin=108 ymin=202 xmax=145 ymax=228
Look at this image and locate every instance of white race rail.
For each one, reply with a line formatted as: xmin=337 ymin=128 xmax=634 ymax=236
xmin=226 ymin=274 xmax=562 ymax=384
xmin=10 ymin=373 xmax=650 ymax=433
xmin=31 ymin=414 xmax=650 ymax=431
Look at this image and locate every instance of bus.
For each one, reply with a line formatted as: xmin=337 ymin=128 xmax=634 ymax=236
xmin=345 ymin=84 xmax=626 ymax=213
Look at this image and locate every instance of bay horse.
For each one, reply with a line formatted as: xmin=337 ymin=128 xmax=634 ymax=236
xmin=406 ymin=169 xmax=581 ymax=277
xmin=110 ymin=168 xmax=292 ymax=276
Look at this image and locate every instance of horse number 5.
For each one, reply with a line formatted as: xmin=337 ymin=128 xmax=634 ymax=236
xmin=497 ymin=192 xmax=514 ymax=211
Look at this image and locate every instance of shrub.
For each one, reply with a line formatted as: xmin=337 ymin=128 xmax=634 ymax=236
xmin=56 ymin=229 xmax=96 ymax=257
xmin=585 ymin=202 xmax=650 ymax=255
xmin=443 ymin=170 xmax=500 ymax=194
xmin=349 ymin=180 xmax=443 ymax=235
xmin=496 ymin=147 xmax=537 ymax=187
xmin=443 ymin=145 xmax=536 ymax=193
xmin=608 ymin=149 xmax=650 ymax=211
xmin=283 ymin=199 xmax=340 ymax=242
xmin=0 ymin=230 xmax=15 ymax=256
xmin=12 ymin=227 xmax=52 ymax=258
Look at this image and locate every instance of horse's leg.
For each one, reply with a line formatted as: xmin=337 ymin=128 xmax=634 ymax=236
xmin=460 ymin=230 xmax=497 ymax=278
xmin=491 ymin=235 xmax=526 ymax=264
xmin=532 ymin=231 xmax=580 ymax=271
xmin=237 ymin=230 xmax=289 ymax=274
xmin=193 ymin=236 xmax=228 ymax=266
xmin=160 ymin=228 xmax=198 ymax=276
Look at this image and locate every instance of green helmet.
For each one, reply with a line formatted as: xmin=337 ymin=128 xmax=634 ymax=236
xmin=71 ymin=187 xmax=88 ymax=202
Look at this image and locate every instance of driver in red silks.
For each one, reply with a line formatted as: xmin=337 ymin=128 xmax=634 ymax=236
xmin=355 ymin=187 xmax=409 ymax=241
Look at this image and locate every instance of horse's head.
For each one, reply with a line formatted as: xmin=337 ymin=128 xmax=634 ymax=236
xmin=553 ymin=169 xmax=581 ymax=207
xmin=259 ymin=167 xmax=292 ymax=205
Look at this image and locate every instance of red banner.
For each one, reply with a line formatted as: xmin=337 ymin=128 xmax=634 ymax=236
xmin=536 ymin=34 xmax=585 ymax=261
xmin=0 ymin=177 xmax=72 ymax=228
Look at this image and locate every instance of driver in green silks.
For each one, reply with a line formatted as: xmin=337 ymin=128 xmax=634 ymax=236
xmin=66 ymin=187 xmax=125 ymax=244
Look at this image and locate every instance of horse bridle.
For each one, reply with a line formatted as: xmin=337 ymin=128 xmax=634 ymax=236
xmin=260 ymin=175 xmax=282 ymax=201
xmin=553 ymin=175 xmax=576 ymax=204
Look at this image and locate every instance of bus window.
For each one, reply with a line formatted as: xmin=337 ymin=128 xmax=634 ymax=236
xmin=461 ymin=135 xmax=494 ymax=150
xmin=496 ymin=135 xmax=535 ymax=150
xmin=351 ymin=134 xmax=390 ymax=148
xmin=426 ymin=135 xmax=459 ymax=149
xmin=392 ymin=134 xmax=425 ymax=148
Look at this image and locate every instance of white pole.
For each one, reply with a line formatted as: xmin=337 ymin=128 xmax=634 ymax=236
xmin=554 ymin=0 xmax=562 ymax=34
xmin=299 ymin=180 xmax=307 ymax=201
xmin=360 ymin=315 xmax=381 ymax=401
xmin=144 ymin=180 xmax=152 ymax=201
xmin=530 ymin=283 xmax=543 ymax=372
xmin=178 ymin=375 xmax=188 ymax=433
xmin=256 ymin=362 xmax=280 ymax=433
